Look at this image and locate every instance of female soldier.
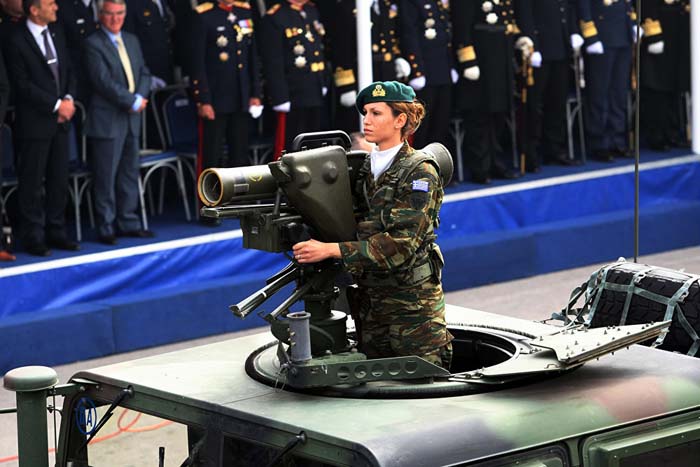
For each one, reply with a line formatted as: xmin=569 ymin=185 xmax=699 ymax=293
xmin=292 ymin=81 xmax=453 ymax=370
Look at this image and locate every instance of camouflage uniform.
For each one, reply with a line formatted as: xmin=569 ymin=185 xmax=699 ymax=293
xmin=339 ymin=142 xmax=453 ymax=369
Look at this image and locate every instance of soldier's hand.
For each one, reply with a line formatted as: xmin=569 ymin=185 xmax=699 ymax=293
xmin=463 ymin=66 xmax=480 ymax=81
xmin=450 ymin=69 xmax=459 ymax=84
xmin=273 ymin=101 xmax=291 ymax=113
xmin=322 ymin=86 xmax=328 ymax=97
xmin=409 ymin=76 xmax=426 ymax=91
xmin=570 ymin=34 xmax=584 ymax=52
xmin=530 ymin=51 xmax=542 ymax=68
xmin=586 ymin=41 xmax=604 ymax=55
xmin=648 ymin=41 xmax=664 ymax=55
xmin=198 ymin=104 xmax=216 ymax=120
xmin=340 ymin=91 xmax=357 ymax=108
xmin=514 ymin=36 xmax=534 ymax=53
xmin=394 ymin=57 xmax=410 ymax=79
xmin=292 ymin=239 xmax=341 ymax=264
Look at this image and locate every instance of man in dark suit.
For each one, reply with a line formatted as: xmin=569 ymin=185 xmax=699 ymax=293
xmin=85 ymin=0 xmax=152 ymax=245
xmin=6 ymin=0 xmax=79 ymax=256
xmin=0 ymin=48 xmax=15 ymax=261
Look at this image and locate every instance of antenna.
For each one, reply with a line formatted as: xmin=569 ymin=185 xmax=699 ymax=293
xmin=633 ymin=0 xmax=642 ymax=263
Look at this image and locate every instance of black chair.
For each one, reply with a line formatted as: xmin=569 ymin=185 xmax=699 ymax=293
xmin=0 ymin=123 xmax=17 ymax=218
xmin=67 ymin=101 xmax=94 ymax=242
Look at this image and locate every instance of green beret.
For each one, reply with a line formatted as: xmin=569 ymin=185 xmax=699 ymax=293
xmin=355 ymin=81 xmax=416 ymax=115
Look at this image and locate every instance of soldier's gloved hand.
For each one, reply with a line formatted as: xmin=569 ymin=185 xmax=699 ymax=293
xmin=530 ymin=51 xmax=542 ymax=68
xmin=322 ymin=86 xmax=328 ymax=97
xmin=514 ymin=36 xmax=534 ymax=52
xmin=463 ymin=66 xmax=480 ymax=81
xmin=249 ymin=104 xmax=264 ymax=119
xmin=586 ymin=41 xmax=605 ymax=55
xmin=150 ymin=76 xmax=166 ymax=90
xmin=632 ymin=25 xmax=643 ymax=42
xmin=394 ymin=57 xmax=410 ymax=79
xmin=648 ymin=41 xmax=665 ymax=55
xmin=570 ymin=33 xmax=584 ymax=52
xmin=273 ymin=101 xmax=291 ymax=113
xmin=409 ymin=76 xmax=426 ymax=91
xmin=451 ymin=68 xmax=459 ymax=84
xmin=340 ymin=90 xmax=357 ymax=108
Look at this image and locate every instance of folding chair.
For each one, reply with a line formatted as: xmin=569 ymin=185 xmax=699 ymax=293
xmin=67 ymin=101 xmax=94 ymax=241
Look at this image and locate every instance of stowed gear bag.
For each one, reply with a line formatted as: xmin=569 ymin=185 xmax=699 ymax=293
xmin=583 ymin=260 xmax=700 ymax=356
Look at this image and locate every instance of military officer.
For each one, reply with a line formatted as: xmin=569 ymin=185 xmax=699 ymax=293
xmin=399 ymin=0 xmax=455 ymax=151
xmin=640 ymin=0 xmax=690 ymax=151
xmin=321 ymin=0 xmax=408 ymax=134
xmin=452 ymin=0 xmax=528 ymax=183
xmin=516 ymin=0 xmax=581 ymax=171
xmin=191 ymin=0 xmax=262 ymax=187
xmin=56 ymin=0 xmax=100 ymax=103
xmin=124 ymin=0 xmax=175 ymax=85
xmin=578 ymin=0 xmax=635 ymax=161
xmin=259 ymin=0 xmax=327 ymax=153
xmin=1 ymin=0 xmax=25 ymax=53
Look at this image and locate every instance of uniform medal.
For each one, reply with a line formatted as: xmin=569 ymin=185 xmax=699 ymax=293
xmin=216 ymin=34 xmax=228 ymax=47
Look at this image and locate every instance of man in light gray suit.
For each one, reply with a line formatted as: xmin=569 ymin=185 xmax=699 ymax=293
xmin=85 ymin=0 xmax=152 ymax=244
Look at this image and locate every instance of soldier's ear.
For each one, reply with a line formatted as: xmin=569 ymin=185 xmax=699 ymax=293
xmin=395 ymin=112 xmax=407 ymax=128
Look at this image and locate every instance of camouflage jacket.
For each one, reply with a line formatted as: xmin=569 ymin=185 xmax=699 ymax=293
xmin=339 ymin=142 xmax=444 ymax=286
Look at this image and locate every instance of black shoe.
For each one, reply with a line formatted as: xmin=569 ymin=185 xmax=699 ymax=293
xmin=648 ymin=141 xmax=671 ymax=152
xmin=26 ymin=243 xmax=51 ymax=257
xmin=493 ymin=169 xmax=522 ymax=180
xmin=117 ymin=229 xmax=155 ymax=238
xmin=47 ymin=237 xmax=80 ymax=251
xmin=199 ymin=217 xmax=222 ymax=227
xmin=592 ymin=149 xmax=615 ymax=162
xmin=526 ymin=164 xmax=541 ymax=174
xmin=98 ymin=234 xmax=117 ymax=245
xmin=611 ymin=147 xmax=635 ymax=158
xmin=549 ymin=154 xmax=581 ymax=166
xmin=471 ymin=175 xmax=492 ymax=185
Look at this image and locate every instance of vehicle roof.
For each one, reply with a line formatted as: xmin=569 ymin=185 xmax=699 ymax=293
xmin=72 ymin=306 xmax=700 ymax=466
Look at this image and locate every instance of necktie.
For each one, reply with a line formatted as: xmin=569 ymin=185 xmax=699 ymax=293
xmin=115 ymin=36 xmax=135 ymax=93
xmin=41 ymin=29 xmax=60 ymax=94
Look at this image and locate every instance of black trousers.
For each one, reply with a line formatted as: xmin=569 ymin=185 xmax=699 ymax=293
xmin=285 ymin=106 xmax=322 ymax=152
xmin=413 ymin=84 xmax=452 ymax=150
xmin=526 ymin=59 xmax=569 ymax=167
xmin=201 ymin=112 xmax=250 ymax=169
xmin=16 ymin=129 xmax=70 ymax=245
xmin=641 ymin=87 xmax=682 ymax=147
xmin=462 ymin=110 xmax=510 ymax=181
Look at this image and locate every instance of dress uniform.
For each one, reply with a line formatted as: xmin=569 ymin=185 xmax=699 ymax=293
xmin=124 ymin=0 xmax=175 ymax=84
xmin=578 ymin=0 xmax=635 ymax=161
xmin=399 ymin=0 xmax=454 ymax=150
xmin=56 ymin=0 xmax=100 ymax=103
xmin=516 ymin=0 xmax=579 ymax=170
xmin=259 ymin=0 xmax=327 ymax=152
xmin=452 ymin=0 xmax=524 ymax=183
xmin=191 ymin=0 xmax=262 ymax=171
xmin=640 ymin=0 xmax=690 ymax=150
xmin=321 ymin=0 xmax=406 ymax=134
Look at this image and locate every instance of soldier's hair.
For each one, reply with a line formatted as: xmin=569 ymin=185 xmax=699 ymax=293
xmin=388 ymin=100 xmax=426 ymax=140
xmin=97 ymin=0 xmax=126 ymax=13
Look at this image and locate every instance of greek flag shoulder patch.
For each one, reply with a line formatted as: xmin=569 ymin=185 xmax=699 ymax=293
xmin=411 ymin=180 xmax=429 ymax=192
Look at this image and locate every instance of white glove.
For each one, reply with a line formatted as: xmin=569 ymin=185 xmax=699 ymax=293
xmin=514 ymin=36 xmax=534 ymax=52
xmin=409 ymin=76 xmax=426 ymax=91
xmin=249 ymin=104 xmax=264 ymax=119
xmin=648 ymin=41 xmax=665 ymax=54
xmin=450 ymin=68 xmax=459 ymax=84
xmin=273 ymin=101 xmax=291 ymax=113
xmin=570 ymin=33 xmax=584 ymax=52
xmin=339 ymin=90 xmax=357 ymax=108
xmin=394 ymin=57 xmax=410 ymax=79
xmin=633 ymin=25 xmax=643 ymax=42
xmin=150 ymin=75 xmax=166 ymax=90
xmin=530 ymin=51 xmax=542 ymax=68
xmin=463 ymin=66 xmax=480 ymax=81
xmin=586 ymin=41 xmax=605 ymax=55
xmin=322 ymin=86 xmax=328 ymax=96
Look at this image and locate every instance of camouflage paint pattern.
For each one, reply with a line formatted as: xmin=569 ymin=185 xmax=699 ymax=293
xmin=338 ymin=142 xmax=453 ymax=368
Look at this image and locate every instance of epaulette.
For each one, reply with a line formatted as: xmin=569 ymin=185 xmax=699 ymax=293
xmin=195 ymin=2 xmax=213 ymax=14
xmin=266 ymin=3 xmax=281 ymax=15
xmin=232 ymin=1 xmax=250 ymax=9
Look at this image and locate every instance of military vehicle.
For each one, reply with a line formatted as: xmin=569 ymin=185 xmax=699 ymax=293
xmin=4 ymin=133 xmax=700 ymax=467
